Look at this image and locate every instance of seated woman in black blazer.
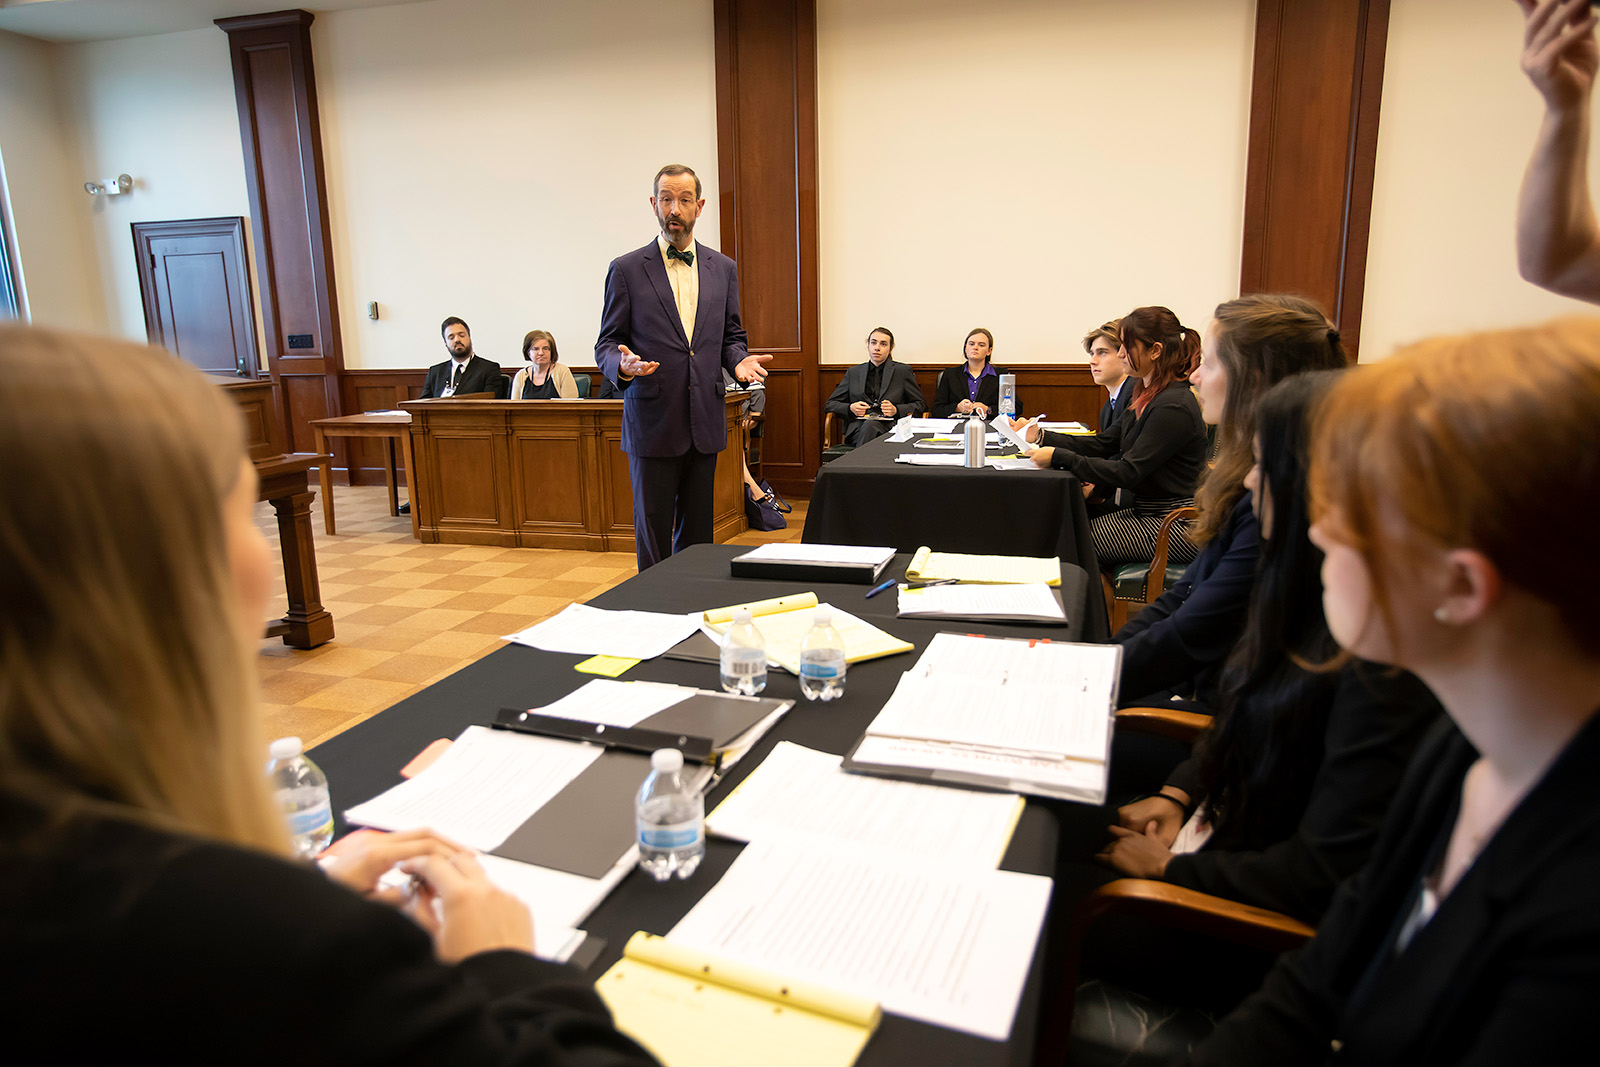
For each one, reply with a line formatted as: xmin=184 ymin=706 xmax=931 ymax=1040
xmin=1095 ymin=373 xmax=1440 ymax=925
xmin=1193 ymin=319 xmax=1600 ymax=1065
xmin=1025 ymin=306 xmax=1209 ymax=569
xmin=1107 ymin=295 xmax=1348 ymax=709
xmin=0 ymin=325 xmax=655 ymax=1065
xmin=932 ymin=327 xmax=1007 ymax=417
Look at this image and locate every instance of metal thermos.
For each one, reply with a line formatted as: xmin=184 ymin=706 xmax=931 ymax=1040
xmin=963 ymin=416 xmax=986 ymax=468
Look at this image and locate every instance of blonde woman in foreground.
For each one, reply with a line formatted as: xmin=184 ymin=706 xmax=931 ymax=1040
xmin=1191 ymin=318 xmax=1600 ymax=1065
xmin=0 ymin=325 xmax=656 ymax=1065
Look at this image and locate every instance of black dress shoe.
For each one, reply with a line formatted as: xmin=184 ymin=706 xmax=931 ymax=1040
xmin=398 ymin=502 xmax=411 ymax=515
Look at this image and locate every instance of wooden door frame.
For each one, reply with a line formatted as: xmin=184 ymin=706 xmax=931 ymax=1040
xmin=132 ymin=215 xmax=261 ymax=378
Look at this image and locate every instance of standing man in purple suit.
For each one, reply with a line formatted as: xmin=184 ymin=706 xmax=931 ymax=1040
xmin=596 ymin=164 xmax=771 ymax=570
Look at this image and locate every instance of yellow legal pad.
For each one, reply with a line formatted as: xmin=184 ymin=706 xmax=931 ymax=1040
xmin=702 ymin=592 xmax=914 ymax=674
xmin=904 ymin=547 xmax=1062 ymax=586
xmin=597 ymin=932 xmax=880 ymax=1067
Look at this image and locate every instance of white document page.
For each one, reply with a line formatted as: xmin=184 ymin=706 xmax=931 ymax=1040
xmin=850 ymin=735 xmax=1108 ymax=801
xmin=898 ymin=582 xmax=1064 ymax=620
xmin=986 ymin=456 xmax=1042 ymax=471
xmin=477 ymin=850 xmax=637 ymax=936
xmin=705 ymin=741 xmax=1022 ymax=868
xmin=887 ymin=416 xmax=961 ymax=441
xmin=526 ymin=679 xmax=699 ymax=727
xmin=1037 ymin=421 xmax=1091 ymax=434
xmin=737 ymin=543 xmax=895 ymax=566
xmin=343 ymin=726 xmax=602 ymax=851
xmin=866 ymin=672 xmax=1108 ymax=761
xmin=668 ymin=839 xmax=1051 ymax=1041
xmin=989 ymin=414 xmax=1037 ymax=453
xmin=503 ymin=602 xmax=699 ymax=660
xmin=893 ymin=453 xmax=970 ymax=466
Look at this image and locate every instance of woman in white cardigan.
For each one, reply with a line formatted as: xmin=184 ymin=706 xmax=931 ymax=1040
xmin=510 ymin=329 xmax=578 ymax=399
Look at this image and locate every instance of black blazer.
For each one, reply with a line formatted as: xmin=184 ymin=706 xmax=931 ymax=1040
xmin=1039 ymin=380 xmax=1206 ymax=500
xmin=1117 ymin=495 xmax=1261 ymax=706
xmin=932 ymin=363 xmax=1004 ymax=418
xmin=1193 ymin=709 xmax=1600 ymax=1066
xmin=1098 ymin=377 xmax=1135 ymax=432
xmin=421 ymin=355 xmax=509 ymax=399
xmin=0 ymin=814 xmax=657 ymax=1065
xmin=825 ymin=359 xmax=925 ymax=446
xmin=1161 ymin=664 xmax=1441 ymax=923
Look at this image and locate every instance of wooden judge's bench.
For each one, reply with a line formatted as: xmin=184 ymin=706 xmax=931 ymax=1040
xmin=400 ymin=394 xmax=749 ymax=551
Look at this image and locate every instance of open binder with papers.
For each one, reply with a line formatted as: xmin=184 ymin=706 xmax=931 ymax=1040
xmin=843 ymin=633 xmax=1121 ymax=804
xmin=896 ymin=581 xmax=1068 ymax=625
xmin=345 ymin=680 xmax=791 ymax=882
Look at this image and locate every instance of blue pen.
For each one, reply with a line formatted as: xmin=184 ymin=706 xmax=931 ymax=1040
xmin=864 ymin=578 xmax=896 ymax=599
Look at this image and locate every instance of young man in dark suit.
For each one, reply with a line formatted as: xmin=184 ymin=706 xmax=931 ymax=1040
xmin=595 ymin=164 xmax=771 ymax=570
xmin=421 ymin=317 xmax=508 ymax=398
xmin=1085 ymin=319 xmax=1133 ymax=432
xmin=824 ymin=327 xmax=924 ymax=446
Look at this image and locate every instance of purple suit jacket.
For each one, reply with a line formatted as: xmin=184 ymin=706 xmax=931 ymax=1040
xmin=595 ymin=239 xmax=750 ymax=457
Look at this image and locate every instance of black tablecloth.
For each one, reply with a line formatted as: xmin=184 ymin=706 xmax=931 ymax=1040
xmin=312 ymin=543 xmax=1085 ymax=1067
xmin=803 ymin=434 xmax=1109 ymax=640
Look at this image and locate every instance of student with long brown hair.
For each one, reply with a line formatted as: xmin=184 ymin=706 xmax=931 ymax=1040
xmin=1115 ymin=294 xmax=1347 ymax=708
xmin=0 ymin=325 xmax=656 ymax=1064
xmin=1193 ymin=318 xmax=1600 ymax=1064
xmin=1027 ymin=305 xmax=1209 ymax=568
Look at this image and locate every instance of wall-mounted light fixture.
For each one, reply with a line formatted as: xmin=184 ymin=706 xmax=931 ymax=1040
xmin=84 ymin=174 xmax=133 ymax=197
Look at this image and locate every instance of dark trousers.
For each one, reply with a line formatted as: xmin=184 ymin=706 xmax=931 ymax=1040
xmin=628 ymin=449 xmax=718 ymax=570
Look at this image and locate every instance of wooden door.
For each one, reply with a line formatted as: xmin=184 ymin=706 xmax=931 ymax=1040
xmin=133 ymin=217 xmax=260 ymax=377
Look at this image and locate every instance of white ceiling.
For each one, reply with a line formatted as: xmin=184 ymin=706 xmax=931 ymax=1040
xmin=0 ymin=0 xmax=430 ymax=43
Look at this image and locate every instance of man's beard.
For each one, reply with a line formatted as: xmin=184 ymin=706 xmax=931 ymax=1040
xmin=659 ymin=213 xmax=694 ymax=241
xmin=450 ymin=343 xmax=472 ymax=359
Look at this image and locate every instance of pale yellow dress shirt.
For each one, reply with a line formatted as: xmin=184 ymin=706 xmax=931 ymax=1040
xmin=656 ymin=233 xmax=698 ymax=343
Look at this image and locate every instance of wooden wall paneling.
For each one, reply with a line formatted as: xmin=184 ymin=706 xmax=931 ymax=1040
xmin=512 ymin=417 xmax=588 ymax=530
xmin=715 ymin=0 xmax=821 ymax=498
xmin=217 ymin=10 xmax=347 ymax=454
xmin=1241 ymin=0 xmax=1388 ymax=363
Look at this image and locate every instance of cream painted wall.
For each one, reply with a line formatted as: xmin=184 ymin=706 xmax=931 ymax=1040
xmin=315 ymin=0 xmax=719 ymax=370
xmin=816 ymin=0 xmax=1256 ymax=366
xmin=53 ymin=28 xmax=257 ymax=350
xmin=1361 ymin=0 xmax=1600 ymax=360
xmin=0 ymin=29 xmax=102 ymax=331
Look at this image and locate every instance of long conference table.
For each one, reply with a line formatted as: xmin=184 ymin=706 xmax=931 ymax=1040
xmin=803 ymin=434 xmax=1110 ymax=640
xmin=312 ymin=543 xmax=1094 ymax=1066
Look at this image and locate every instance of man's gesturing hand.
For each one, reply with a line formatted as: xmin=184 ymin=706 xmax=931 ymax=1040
xmin=617 ymin=344 xmax=659 ymax=378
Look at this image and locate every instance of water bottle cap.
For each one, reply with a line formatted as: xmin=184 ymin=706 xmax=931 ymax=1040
xmin=651 ymin=748 xmax=684 ymax=772
xmin=733 ymin=607 xmax=753 ymax=624
xmin=812 ymin=607 xmax=832 ymax=626
xmin=269 ymin=736 xmax=303 ymax=760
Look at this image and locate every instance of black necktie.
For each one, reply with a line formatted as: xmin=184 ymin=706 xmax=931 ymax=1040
xmin=450 ymin=364 xmax=463 ymax=393
xmin=666 ymin=245 xmax=694 ymax=266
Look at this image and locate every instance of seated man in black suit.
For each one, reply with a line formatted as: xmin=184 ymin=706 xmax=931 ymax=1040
xmin=421 ymin=317 xmax=509 ymax=398
xmin=824 ymin=326 xmax=924 ymax=446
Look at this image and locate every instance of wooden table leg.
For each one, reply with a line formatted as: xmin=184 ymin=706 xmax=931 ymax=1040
xmin=271 ymin=488 xmax=335 ymax=648
xmin=314 ymin=427 xmax=336 ymax=535
xmin=384 ymin=436 xmax=399 ymax=516
xmin=401 ymin=427 xmax=420 ymax=541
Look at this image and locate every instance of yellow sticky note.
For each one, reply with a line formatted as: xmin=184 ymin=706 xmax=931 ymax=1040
xmin=575 ymin=654 xmax=639 ymax=677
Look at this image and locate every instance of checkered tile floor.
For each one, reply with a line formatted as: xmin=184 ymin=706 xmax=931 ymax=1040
xmin=255 ymin=482 xmax=807 ymax=747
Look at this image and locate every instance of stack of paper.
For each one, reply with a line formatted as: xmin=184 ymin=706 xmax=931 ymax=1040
xmin=700 ymin=594 xmax=913 ymax=674
xmin=904 ymin=546 xmax=1062 ymax=586
xmin=504 ymin=602 xmax=699 ymax=660
xmin=662 ymin=838 xmax=1051 ymax=1041
xmin=729 ymin=543 xmax=895 ymax=583
xmin=844 ymin=633 xmax=1122 ymax=803
xmin=885 ymin=417 xmax=961 ymax=441
xmin=706 ymin=741 xmax=1024 ymax=868
xmin=897 ymin=581 xmax=1066 ymax=624
xmin=597 ymin=932 xmax=881 ymax=1067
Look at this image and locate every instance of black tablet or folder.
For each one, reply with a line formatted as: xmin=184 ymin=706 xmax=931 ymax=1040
xmin=487 ymin=689 xmax=791 ymax=878
xmin=729 ymin=548 xmax=894 ymax=584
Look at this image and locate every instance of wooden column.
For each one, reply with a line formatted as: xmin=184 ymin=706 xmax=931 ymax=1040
xmin=1241 ymin=0 xmax=1389 ymax=363
xmin=714 ymin=0 xmax=821 ymax=497
xmin=216 ymin=9 xmax=346 ymax=451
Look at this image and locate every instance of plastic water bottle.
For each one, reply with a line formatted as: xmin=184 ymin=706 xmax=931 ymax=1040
xmin=266 ymin=736 xmax=334 ymax=858
xmin=636 ymin=748 xmax=704 ymax=881
xmin=798 ymin=607 xmax=848 ymax=701
xmin=999 ymin=373 xmax=1017 ymax=419
xmin=719 ymin=607 xmax=768 ymax=695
